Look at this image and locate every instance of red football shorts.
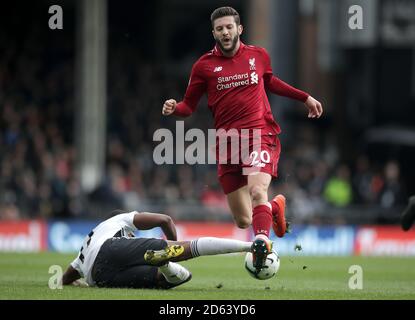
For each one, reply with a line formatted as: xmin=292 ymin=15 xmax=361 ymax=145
xmin=218 ymin=134 xmax=281 ymax=194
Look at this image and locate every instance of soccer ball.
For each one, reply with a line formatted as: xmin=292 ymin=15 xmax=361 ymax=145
xmin=244 ymin=250 xmax=280 ymax=280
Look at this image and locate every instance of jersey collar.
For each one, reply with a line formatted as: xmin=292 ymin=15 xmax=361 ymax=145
xmin=213 ymin=41 xmax=245 ymax=58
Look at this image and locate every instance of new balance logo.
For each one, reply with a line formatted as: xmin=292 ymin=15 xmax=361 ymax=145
xmin=214 ymin=66 xmax=223 ymax=72
xmin=250 ymin=72 xmax=258 ymax=84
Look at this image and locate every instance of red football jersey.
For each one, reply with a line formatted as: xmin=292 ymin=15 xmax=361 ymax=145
xmin=173 ymin=42 xmax=309 ymax=135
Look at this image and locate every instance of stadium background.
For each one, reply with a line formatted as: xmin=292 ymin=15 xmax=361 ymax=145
xmin=1 ymin=0 xmax=415 ymax=261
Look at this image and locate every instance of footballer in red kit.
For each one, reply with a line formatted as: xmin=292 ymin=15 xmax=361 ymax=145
xmin=162 ymin=7 xmax=323 ymax=270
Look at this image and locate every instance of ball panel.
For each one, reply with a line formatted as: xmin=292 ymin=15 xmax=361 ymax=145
xmin=244 ymin=250 xmax=280 ymax=280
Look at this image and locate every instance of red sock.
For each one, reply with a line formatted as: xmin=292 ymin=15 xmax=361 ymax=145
xmin=252 ymin=204 xmax=272 ymax=238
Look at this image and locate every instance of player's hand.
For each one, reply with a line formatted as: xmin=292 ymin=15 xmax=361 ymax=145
xmin=304 ymin=96 xmax=323 ymax=118
xmin=162 ymin=99 xmax=177 ymax=116
xmin=72 ymin=279 xmax=89 ymax=288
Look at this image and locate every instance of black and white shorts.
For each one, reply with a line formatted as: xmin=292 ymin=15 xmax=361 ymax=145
xmin=91 ymin=237 xmax=167 ymax=289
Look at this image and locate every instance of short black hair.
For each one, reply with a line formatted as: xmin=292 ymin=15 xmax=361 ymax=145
xmin=210 ymin=6 xmax=240 ymax=27
xmin=106 ymin=209 xmax=128 ymax=219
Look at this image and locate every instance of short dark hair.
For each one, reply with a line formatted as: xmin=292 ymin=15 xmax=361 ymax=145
xmin=106 ymin=209 xmax=128 ymax=219
xmin=211 ymin=6 xmax=240 ymax=27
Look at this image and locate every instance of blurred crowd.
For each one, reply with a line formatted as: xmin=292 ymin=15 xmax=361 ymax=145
xmin=0 ymin=25 xmax=407 ymax=222
xmin=0 ymin=25 xmax=78 ymax=220
xmin=271 ymin=127 xmax=406 ymax=223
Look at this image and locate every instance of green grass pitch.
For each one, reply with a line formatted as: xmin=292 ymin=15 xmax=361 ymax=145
xmin=1 ymin=252 xmax=415 ymax=300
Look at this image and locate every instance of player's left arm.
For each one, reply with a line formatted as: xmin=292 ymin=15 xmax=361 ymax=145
xmin=133 ymin=212 xmax=177 ymax=241
xmin=261 ymin=48 xmax=323 ymax=118
xmin=303 ymin=95 xmax=323 ymax=119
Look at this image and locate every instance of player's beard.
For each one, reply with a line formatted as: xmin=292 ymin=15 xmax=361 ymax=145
xmin=215 ymin=34 xmax=239 ymax=54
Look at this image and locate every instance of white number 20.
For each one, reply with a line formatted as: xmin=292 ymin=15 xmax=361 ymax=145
xmin=250 ymin=150 xmax=270 ymax=166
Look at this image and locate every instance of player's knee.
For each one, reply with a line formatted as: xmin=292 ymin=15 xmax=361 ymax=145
xmin=235 ymin=216 xmax=252 ymax=229
xmin=249 ymin=184 xmax=267 ymax=202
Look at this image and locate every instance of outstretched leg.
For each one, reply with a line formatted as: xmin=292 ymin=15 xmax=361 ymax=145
xmin=144 ymin=237 xmax=252 ymax=265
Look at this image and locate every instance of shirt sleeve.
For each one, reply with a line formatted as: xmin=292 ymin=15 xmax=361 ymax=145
xmin=173 ymin=60 xmax=207 ymax=117
xmin=118 ymin=212 xmax=138 ymax=231
xmin=262 ymin=48 xmax=309 ymax=103
xmin=70 ymin=256 xmax=83 ymax=277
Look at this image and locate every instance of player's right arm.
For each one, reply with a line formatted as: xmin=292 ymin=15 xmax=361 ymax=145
xmin=133 ymin=212 xmax=178 ymax=241
xmin=62 ymin=265 xmax=82 ymax=285
xmin=61 ymin=266 xmax=89 ymax=287
xmin=162 ymin=60 xmax=206 ymax=117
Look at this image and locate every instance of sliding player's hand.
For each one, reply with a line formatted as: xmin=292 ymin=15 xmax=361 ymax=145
xmin=304 ymin=96 xmax=323 ymax=118
xmin=72 ymin=279 xmax=89 ymax=287
xmin=162 ymin=99 xmax=177 ymax=116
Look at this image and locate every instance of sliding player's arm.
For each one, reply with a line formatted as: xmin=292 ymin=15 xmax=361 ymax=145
xmin=261 ymin=48 xmax=323 ymax=118
xmin=62 ymin=255 xmax=89 ymax=287
xmin=162 ymin=61 xmax=206 ymax=117
xmin=133 ymin=212 xmax=178 ymax=241
xmin=62 ymin=265 xmax=82 ymax=286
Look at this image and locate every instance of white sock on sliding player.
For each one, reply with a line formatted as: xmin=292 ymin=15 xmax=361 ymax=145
xmin=190 ymin=237 xmax=252 ymax=257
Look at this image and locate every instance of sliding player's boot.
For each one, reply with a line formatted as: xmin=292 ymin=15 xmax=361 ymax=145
xmin=144 ymin=245 xmax=185 ymax=266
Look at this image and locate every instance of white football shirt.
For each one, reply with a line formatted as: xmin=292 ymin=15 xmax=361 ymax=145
xmin=70 ymin=211 xmax=138 ymax=286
